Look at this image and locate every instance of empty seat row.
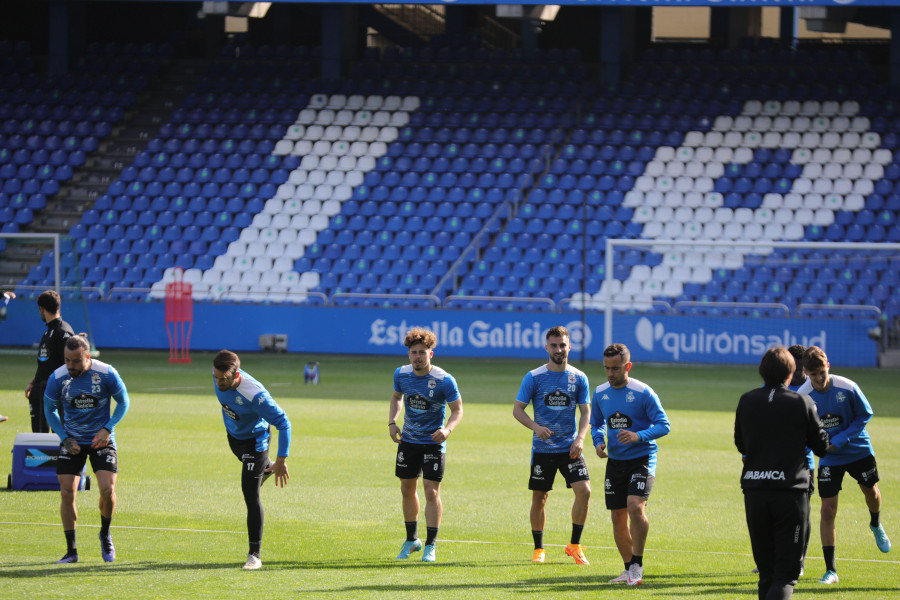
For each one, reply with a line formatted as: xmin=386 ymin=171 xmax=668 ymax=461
xmin=713 ymin=114 xmax=870 ymax=134
xmin=742 ymin=99 xmax=860 ymax=117
xmin=682 ymin=130 xmax=880 ymax=150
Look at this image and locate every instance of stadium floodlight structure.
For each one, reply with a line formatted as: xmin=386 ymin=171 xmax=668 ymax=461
xmin=596 ymin=239 xmax=900 ymax=350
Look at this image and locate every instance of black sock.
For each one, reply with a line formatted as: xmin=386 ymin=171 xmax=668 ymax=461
xmin=632 ymin=554 xmax=643 ymax=567
xmin=405 ymin=521 xmax=418 ymax=542
xmin=570 ymin=523 xmax=584 ymax=545
xmin=425 ymin=527 xmax=438 ymax=546
xmin=100 ymin=516 xmax=112 ymax=538
xmin=870 ymin=511 xmax=880 ymax=528
xmin=249 ymin=541 xmax=261 ymax=555
xmin=823 ymin=546 xmax=836 ymax=572
xmin=532 ymin=530 xmax=543 ymax=550
xmin=624 ymin=560 xmax=632 ymax=571
xmin=64 ymin=529 xmax=77 ymax=554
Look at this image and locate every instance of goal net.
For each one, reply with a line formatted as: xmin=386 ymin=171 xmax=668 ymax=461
xmin=580 ymin=239 xmax=900 ymax=350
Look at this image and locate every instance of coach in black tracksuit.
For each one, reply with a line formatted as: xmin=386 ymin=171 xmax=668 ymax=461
xmin=735 ymin=346 xmax=829 ymax=600
xmin=25 ymin=290 xmax=73 ymax=433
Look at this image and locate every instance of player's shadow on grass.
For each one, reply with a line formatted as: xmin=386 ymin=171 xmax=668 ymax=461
xmin=3 ymin=561 xmax=257 ymax=577
xmin=629 ymin=572 xmax=900 ymax=597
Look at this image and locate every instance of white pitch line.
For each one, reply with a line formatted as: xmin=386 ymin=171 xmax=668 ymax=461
xmin=3 ymin=523 xmax=896 ymax=565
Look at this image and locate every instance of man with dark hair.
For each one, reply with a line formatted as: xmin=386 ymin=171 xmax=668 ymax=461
xmin=736 ymin=346 xmax=829 ymax=600
xmin=212 ymin=349 xmax=291 ymax=570
xmin=591 ymin=343 xmax=670 ymax=586
xmin=514 ymin=325 xmax=592 ymax=565
xmin=389 ymin=327 xmax=463 ymax=563
xmin=26 ymin=290 xmax=74 ymax=432
xmin=44 ymin=334 xmax=130 ymax=564
xmin=799 ymin=345 xmax=891 ymax=585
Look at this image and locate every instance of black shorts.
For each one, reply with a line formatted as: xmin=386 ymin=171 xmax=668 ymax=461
xmin=605 ymin=456 xmax=654 ymax=510
xmin=528 ymin=452 xmax=590 ymax=492
xmin=396 ymin=441 xmax=445 ymax=482
xmin=56 ymin=443 xmax=118 ymax=476
xmin=818 ymin=455 xmax=879 ymax=498
xmin=228 ymin=434 xmax=271 ymax=480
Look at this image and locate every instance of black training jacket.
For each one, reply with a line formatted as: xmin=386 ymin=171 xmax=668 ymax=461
xmin=734 ymin=384 xmax=829 ymax=492
xmin=33 ymin=317 xmax=74 ymax=385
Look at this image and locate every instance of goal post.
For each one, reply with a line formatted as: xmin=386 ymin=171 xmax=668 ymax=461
xmin=600 ymin=239 xmax=900 ymax=350
xmin=0 ymin=232 xmax=99 ymax=352
xmin=0 ymin=232 xmax=62 ymax=294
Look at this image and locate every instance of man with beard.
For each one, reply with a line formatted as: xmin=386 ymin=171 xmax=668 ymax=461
xmin=44 ymin=334 xmax=130 ymax=564
xmin=212 ymin=350 xmax=291 ymax=570
xmin=27 ymin=290 xmax=74 ymax=432
xmin=514 ymin=325 xmax=592 ymax=565
xmin=591 ymin=343 xmax=670 ymax=586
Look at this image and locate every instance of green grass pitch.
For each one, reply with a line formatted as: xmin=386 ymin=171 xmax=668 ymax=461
xmin=1 ymin=350 xmax=898 ymax=599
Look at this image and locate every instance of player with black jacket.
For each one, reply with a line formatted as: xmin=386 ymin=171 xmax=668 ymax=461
xmin=25 ymin=290 xmax=73 ymax=432
xmin=735 ymin=346 xmax=829 ymax=600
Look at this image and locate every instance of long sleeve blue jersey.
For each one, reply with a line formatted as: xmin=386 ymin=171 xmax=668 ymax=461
xmin=590 ymin=377 xmax=670 ymax=475
xmin=789 ymin=378 xmax=816 ymax=470
xmin=214 ymin=369 xmax=291 ymax=457
xmin=797 ymin=374 xmax=874 ymax=467
xmin=44 ymin=359 xmax=129 ymax=445
xmin=515 ymin=364 xmax=590 ymax=453
xmin=394 ymin=364 xmax=460 ymax=450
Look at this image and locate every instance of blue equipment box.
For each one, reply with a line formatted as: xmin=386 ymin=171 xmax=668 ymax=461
xmin=8 ymin=433 xmax=88 ymax=491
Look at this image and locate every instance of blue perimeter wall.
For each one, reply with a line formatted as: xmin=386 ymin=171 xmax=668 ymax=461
xmin=0 ymin=301 xmax=878 ymax=366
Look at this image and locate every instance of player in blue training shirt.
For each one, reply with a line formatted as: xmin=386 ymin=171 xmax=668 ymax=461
xmin=212 ymin=350 xmax=291 ymax=571
xmin=389 ymin=327 xmax=463 ymax=563
xmin=789 ymin=344 xmax=816 ymax=577
xmin=798 ymin=346 xmax=891 ymax=586
xmin=44 ymin=334 xmax=130 ymax=564
xmin=591 ymin=343 xmax=670 ymax=586
xmin=513 ymin=325 xmax=591 ymax=566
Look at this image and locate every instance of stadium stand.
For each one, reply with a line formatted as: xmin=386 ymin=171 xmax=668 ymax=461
xmin=5 ymin=39 xmax=900 ymax=321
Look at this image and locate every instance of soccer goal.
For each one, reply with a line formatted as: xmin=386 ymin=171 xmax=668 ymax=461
xmin=592 ymin=239 xmax=900 ymax=349
xmin=0 ymin=232 xmax=63 ymax=294
xmin=0 ymin=232 xmax=99 ymax=351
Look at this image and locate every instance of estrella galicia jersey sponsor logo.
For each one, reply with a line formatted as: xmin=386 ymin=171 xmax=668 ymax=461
xmin=743 ymin=470 xmax=786 ymax=480
xmin=544 ymin=390 xmax=571 ymax=409
xmin=821 ymin=413 xmax=843 ymax=429
xmin=406 ymin=394 xmax=429 ymax=412
xmin=222 ymin=404 xmax=239 ymax=421
xmin=72 ymin=393 xmax=99 ymax=410
xmin=608 ymin=411 xmax=632 ymax=430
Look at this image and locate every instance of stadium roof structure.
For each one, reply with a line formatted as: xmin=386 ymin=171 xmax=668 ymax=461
xmin=121 ymin=0 xmax=900 ymax=6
